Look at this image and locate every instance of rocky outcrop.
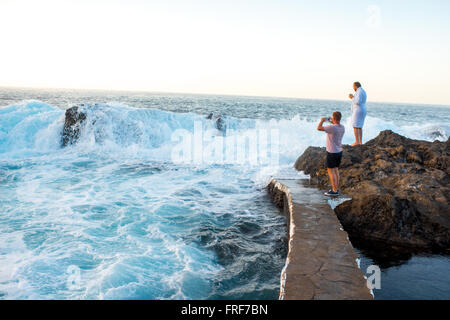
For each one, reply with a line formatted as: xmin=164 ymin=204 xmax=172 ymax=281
xmin=61 ymin=106 xmax=87 ymax=147
xmin=206 ymin=113 xmax=226 ymax=133
xmin=295 ymin=130 xmax=450 ymax=249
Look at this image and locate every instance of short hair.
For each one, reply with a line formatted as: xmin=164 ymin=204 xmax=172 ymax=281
xmin=354 ymin=82 xmax=362 ymax=88
xmin=332 ymin=111 xmax=342 ymax=122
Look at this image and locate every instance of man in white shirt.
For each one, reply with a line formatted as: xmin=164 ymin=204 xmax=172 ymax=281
xmin=317 ymin=111 xmax=345 ymax=197
xmin=348 ymin=82 xmax=367 ymax=146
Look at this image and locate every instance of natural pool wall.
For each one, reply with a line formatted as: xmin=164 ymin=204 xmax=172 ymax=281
xmin=267 ymin=179 xmax=372 ymax=300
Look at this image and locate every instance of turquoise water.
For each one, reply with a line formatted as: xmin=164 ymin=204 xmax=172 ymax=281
xmin=0 ymin=87 xmax=449 ymax=299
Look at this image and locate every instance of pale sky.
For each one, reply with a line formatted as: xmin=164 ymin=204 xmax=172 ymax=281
xmin=1 ymin=0 xmax=449 ymax=105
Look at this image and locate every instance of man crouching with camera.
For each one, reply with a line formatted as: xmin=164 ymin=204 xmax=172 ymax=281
xmin=317 ymin=111 xmax=345 ymax=197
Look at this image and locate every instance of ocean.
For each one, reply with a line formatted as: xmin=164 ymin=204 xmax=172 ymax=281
xmin=0 ymin=87 xmax=449 ymax=299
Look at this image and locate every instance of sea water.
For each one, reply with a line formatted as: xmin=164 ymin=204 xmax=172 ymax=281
xmin=0 ymin=87 xmax=449 ymax=299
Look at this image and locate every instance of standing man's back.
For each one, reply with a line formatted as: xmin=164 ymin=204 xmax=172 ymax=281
xmin=325 ymin=122 xmax=345 ymax=154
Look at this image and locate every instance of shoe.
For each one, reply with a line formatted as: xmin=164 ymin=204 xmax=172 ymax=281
xmin=324 ymin=190 xmax=340 ymax=197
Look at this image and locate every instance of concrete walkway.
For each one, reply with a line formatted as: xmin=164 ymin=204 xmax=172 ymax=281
xmin=268 ymin=179 xmax=373 ymax=300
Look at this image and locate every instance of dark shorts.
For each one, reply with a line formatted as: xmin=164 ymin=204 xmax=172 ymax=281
xmin=326 ymin=152 xmax=343 ymax=169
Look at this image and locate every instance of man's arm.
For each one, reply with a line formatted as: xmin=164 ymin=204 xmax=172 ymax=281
xmin=317 ymin=117 xmax=327 ymax=131
xmin=352 ymin=89 xmax=362 ymax=106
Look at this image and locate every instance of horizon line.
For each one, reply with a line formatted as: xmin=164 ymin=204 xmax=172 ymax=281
xmin=1 ymin=84 xmax=450 ymax=109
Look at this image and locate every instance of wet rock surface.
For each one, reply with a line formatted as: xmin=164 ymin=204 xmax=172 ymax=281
xmin=206 ymin=112 xmax=226 ymax=133
xmin=61 ymin=106 xmax=87 ymax=147
xmin=295 ymin=130 xmax=450 ymax=249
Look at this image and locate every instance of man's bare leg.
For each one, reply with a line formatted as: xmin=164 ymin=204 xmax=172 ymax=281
xmin=331 ymin=168 xmax=339 ymax=193
xmin=353 ymin=128 xmax=363 ymax=146
xmin=352 ymin=128 xmax=359 ymax=146
xmin=327 ymin=168 xmax=336 ymax=192
xmin=334 ymin=168 xmax=340 ymax=192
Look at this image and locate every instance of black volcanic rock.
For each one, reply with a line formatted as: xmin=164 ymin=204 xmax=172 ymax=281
xmin=206 ymin=113 xmax=226 ymax=133
xmin=294 ymin=130 xmax=450 ymax=249
xmin=61 ymin=106 xmax=87 ymax=147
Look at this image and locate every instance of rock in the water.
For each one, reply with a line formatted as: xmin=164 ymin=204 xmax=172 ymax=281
xmin=206 ymin=113 xmax=226 ymax=133
xmin=61 ymin=106 xmax=87 ymax=147
xmin=295 ymin=130 xmax=450 ymax=249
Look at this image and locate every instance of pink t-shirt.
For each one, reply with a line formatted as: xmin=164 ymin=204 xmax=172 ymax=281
xmin=324 ymin=124 xmax=345 ymax=153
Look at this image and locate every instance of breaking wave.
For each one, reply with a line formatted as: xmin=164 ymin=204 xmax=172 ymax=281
xmin=0 ymin=100 xmax=447 ymax=162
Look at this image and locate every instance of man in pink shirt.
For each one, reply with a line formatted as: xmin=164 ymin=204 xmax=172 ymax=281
xmin=317 ymin=111 xmax=345 ymax=197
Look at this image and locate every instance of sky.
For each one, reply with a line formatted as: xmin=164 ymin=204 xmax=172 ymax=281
xmin=0 ymin=0 xmax=449 ymax=105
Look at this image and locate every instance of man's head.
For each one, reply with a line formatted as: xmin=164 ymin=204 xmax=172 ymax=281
xmin=353 ymin=82 xmax=362 ymax=91
xmin=332 ymin=111 xmax=342 ymax=124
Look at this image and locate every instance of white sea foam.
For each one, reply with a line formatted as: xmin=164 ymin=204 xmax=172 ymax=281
xmin=1 ymin=101 xmax=447 ymax=162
